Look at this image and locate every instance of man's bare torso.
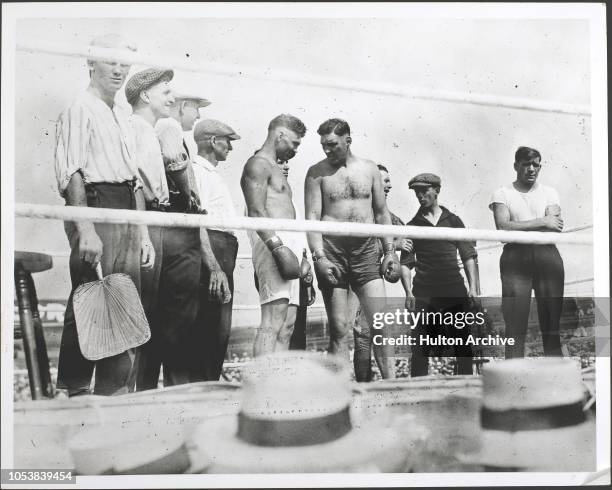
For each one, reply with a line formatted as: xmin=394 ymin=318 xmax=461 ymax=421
xmin=313 ymin=156 xmax=376 ymax=223
xmin=252 ymin=154 xmax=296 ymax=220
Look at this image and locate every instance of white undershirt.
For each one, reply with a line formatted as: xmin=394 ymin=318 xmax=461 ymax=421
xmin=489 ymin=182 xmax=560 ymax=221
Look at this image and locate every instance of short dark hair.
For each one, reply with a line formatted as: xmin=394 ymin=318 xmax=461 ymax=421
xmin=515 ymin=146 xmax=541 ymax=163
xmin=317 ymin=118 xmax=350 ymax=137
xmin=377 ymin=164 xmax=389 ymax=173
xmin=268 ymin=114 xmax=307 ymax=137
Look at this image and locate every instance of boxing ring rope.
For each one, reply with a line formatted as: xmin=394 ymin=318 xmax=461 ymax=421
xmin=14 ymin=39 xmax=595 ymax=302
xmin=476 ymin=224 xmax=593 ymax=252
xmin=16 ymin=203 xmax=592 ymax=246
xmin=17 ymin=40 xmax=591 ymax=116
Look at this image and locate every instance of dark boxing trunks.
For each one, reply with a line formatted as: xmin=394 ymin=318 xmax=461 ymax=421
xmin=317 ymin=235 xmax=381 ymax=291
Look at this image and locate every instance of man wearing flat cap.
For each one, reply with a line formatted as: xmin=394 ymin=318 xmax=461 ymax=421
xmin=125 ymin=67 xmax=176 ymax=390
xmin=401 ymin=173 xmax=480 ymax=377
xmin=54 ymin=34 xmax=154 ymax=396
xmin=148 ymin=93 xmax=213 ymax=387
xmin=190 ymin=119 xmax=241 ymax=381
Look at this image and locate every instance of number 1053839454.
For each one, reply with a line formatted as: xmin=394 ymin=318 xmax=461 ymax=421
xmin=1 ymin=469 xmax=75 ymax=484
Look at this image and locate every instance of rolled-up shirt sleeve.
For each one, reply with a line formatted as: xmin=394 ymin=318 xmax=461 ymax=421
xmin=452 ymin=215 xmax=478 ymax=262
xmin=55 ymin=103 xmax=91 ymax=197
xmin=156 ymin=120 xmax=189 ymax=173
xmin=488 ymin=187 xmax=506 ymax=211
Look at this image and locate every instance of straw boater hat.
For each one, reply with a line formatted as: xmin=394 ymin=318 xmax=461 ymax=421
xmin=68 ymin=424 xmax=192 ymax=475
xmin=459 ymin=358 xmax=596 ymax=471
xmin=190 ymin=352 xmax=420 ymax=473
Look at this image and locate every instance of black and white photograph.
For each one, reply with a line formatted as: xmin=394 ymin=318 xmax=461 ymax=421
xmin=1 ymin=2 xmax=609 ymax=488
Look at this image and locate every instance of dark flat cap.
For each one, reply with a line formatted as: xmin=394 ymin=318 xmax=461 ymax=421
xmin=193 ymin=119 xmax=240 ymax=142
xmin=408 ymin=173 xmax=441 ymax=188
xmin=125 ymin=68 xmax=174 ymax=107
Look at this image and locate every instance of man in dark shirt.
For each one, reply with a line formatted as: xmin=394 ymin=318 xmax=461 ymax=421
xmin=400 ymin=173 xmax=480 ymax=377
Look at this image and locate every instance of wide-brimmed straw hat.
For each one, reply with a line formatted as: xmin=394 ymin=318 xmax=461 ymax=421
xmin=68 ymin=424 xmax=193 ymax=475
xmin=458 ymin=358 xmax=596 ymax=471
xmin=190 ymin=352 xmax=421 ymax=473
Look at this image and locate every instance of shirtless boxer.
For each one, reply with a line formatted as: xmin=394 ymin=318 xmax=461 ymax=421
xmin=304 ymin=119 xmax=400 ymax=378
xmin=241 ymin=114 xmax=311 ymax=356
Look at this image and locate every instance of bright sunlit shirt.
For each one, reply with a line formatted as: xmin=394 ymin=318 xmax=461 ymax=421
xmin=489 ymin=182 xmax=560 ymax=221
xmin=192 ymin=154 xmax=237 ymax=234
xmin=55 ymin=91 xmax=140 ymax=196
xmin=129 ymin=114 xmax=169 ymax=204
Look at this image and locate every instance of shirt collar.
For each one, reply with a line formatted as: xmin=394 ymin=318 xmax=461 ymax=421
xmin=412 ymin=205 xmax=452 ymax=225
xmin=130 ymin=112 xmax=153 ymax=129
xmin=193 ymin=154 xmax=217 ymax=172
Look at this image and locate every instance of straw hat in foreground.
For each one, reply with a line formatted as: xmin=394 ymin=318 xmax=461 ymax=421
xmin=459 ymin=357 xmax=596 ymax=471
xmin=191 ymin=351 xmax=426 ymax=473
xmin=68 ymin=424 xmax=192 ymax=475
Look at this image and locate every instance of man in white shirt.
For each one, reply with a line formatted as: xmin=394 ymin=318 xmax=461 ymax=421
xmin=156 ymin=94 xmax=210 ymax=213
xmin=125 ymin=67 xmax=175 ymax=390
xmin=489 ymin=146 xmax=565 ymax=358
xmin=54 ymin=34 xmax=154 ymax=397
xmin=152 ymin=94 xmax=212 ymax=386
xmin=191 ymin=119 xmax=240 ymax=380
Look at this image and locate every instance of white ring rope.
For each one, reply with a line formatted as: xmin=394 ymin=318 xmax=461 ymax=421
xmin=16 ymin=203 xmax=592 ymax=246
xmin=17 ymin=39 xmax=591 ymax=116
xmin=476 ymin=224 xmax=593 ymax=251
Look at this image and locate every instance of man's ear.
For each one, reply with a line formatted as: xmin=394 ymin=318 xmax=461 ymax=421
xmin=139 ymin=90 xmax=150 ymax=104
xmin=346 ymin=135 xmax=352 ymax=145
xmin=513 ymin=161 xmax=519 ymax=172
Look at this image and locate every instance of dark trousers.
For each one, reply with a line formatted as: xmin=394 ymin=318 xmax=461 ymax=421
xmin=289 ymin=286 xmax=308 ymax=350
xmin=135 ymin=225 xmax=163 ymax=391
xmin=410 ymin=281 xmax=473 ymax=377
xmin=191 ymin=230 xmax=238 ymax=382
xmin=500 ymin=244 xmax=564 ymax=358
xmin=57 ymin=182 xmax=140 ymax=396
xmin=138 ymin=227 xmax=201 ymax=388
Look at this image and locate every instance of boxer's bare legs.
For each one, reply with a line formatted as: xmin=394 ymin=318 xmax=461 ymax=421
xmin=254 ymin=299 xmax=289 ymax=356
xmin=276 ymin=305 xmax=298 ymax=350
xmin=349 ymin=290 xmax=372 ymax=381
xmin=355 ymin=278 xmax=396 ymax=379
xmin=321 ymin=289 xmax=351 ymax=359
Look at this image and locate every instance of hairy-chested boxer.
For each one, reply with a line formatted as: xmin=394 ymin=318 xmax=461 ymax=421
xmin=304 ymin=119 xmax=399 ymax=378
xmin=241 ymin=114 xmax=311 ymax=356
